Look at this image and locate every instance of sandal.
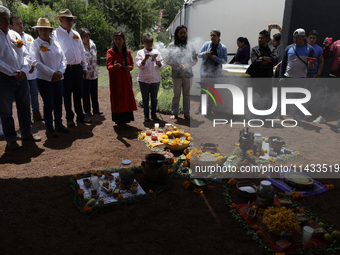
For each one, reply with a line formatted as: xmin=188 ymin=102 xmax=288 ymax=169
xmin=170 ymin=115 xmax=178 ymax=120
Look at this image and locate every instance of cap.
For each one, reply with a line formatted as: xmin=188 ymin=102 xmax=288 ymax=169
xmin=261 ymin=180 xmax=272 ymax=187
xmin=293 ymin=28 xmax=305 ymax=37
xmin=122 ymin=159 xmax=131 ymax=165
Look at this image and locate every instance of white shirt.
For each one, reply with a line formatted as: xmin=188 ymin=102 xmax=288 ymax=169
xmin=21 ymin=32 xmax=36 ymax=80
xmin=135 ymin=48 xmax=164 ymax=83
xmin=0 ymin=29 xmax=29 ymax=77
xmin=31 ymin=36 xmax=67 ymax=82
xmin=53 ymin=26 xmax=87 ymax=71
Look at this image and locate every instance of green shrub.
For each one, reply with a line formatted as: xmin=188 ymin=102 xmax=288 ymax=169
xmin=160 ymin=65 xmax=173 ymax=90
xmin=135 ymin=86 xmax=183 ymax=114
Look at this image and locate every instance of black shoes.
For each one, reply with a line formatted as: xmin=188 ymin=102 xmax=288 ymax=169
xmin=94 ymin=110 xmax=103 ymax=114
xmin=67 ymin=120 xmax=76 ymax=127
xmin=151 ymin=115 xmax=160 ymax=121
xmin=6 ymin=141 xmax=20 ymax=150
xmin=85 ymin=112 xmax=92 ymax=116
xmin=46 ymin=129 xmax=59 ymax=138
xmin=144 ymin=117 xmax=150 ymax=122
xmin=55 ymin=125 xmax=70 ymax=133
xmin=77 ymin=117 xmax=92 ymax=123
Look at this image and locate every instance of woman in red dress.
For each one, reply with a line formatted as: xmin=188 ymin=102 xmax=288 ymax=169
xmin=106 ymin=31 xmax=137 ymax=128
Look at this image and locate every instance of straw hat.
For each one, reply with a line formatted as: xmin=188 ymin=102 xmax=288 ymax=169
xmin=55 ymin=9 xmax=77 ymax=21
xmin=32 ymin=18 xmax=54 ymax=29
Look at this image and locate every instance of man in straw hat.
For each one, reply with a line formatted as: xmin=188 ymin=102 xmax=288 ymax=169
xmin=0 ymin=5 xmax=41 ymax=150
xmin=10 ymin=13 xmax=43 ymax=122
xmin=53 ymin=9 xmax=91 ymax=127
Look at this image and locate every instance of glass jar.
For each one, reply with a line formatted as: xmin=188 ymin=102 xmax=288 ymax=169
xmin=256 ymin=180 xmax=275 ymax=208
xmin=252 ymin=133 xmax=262 ymax=153
xmin=121 ymin=159 xmax=131 ymax=169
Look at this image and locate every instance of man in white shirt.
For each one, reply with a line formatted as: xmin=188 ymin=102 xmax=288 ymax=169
xmin=0 ymin=5 xmax=41 ymax=150
xmin=9 ymin=13 xmax=43 ymax=122
xmin=53 ymin=9 xmax=90 ymax=127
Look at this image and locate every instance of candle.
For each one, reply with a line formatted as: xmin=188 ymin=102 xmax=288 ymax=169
xmin=154 ymin=123 xmax=159 ymax=131
xmin=302 ymin=226 xmax=314 ymax=244
xmin=91 ymin=176 xmax=99 ymax=190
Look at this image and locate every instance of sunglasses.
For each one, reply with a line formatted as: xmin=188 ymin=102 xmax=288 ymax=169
xmin=62 ymin=17 xmax=74 ymax=22
xmin=210 ymin=34 xmax=217 ymax=37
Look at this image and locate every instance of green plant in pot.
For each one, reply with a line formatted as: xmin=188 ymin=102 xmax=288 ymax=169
xmin=119 ymin=168 xmax=135 ymax=186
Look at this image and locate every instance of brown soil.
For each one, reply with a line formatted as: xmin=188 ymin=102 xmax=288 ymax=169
xmin=0 ymin=88 xmax=339 ymax=255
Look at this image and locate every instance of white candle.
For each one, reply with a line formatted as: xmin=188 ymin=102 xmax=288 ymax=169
xmin=154 ymin=123 xmax=159 ymax=131
xmin=302 ymin=226 xmax=314 ymax=244
xmin=91 ymin=176 xmax=99 ymax=190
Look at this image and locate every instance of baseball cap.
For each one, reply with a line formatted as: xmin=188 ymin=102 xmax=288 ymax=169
xmin=293 ymin=28 xmax=305 ymax=36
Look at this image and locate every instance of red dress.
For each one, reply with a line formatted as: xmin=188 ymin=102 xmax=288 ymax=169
xmin=106 ymin=48 xmax=137 ymax=123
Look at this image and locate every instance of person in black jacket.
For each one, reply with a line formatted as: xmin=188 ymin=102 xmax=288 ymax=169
xmin=247 ymin=30 xmax=278 ymax=77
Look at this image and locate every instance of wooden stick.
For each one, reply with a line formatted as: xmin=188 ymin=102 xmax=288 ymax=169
xmin=201 ymin=193 xmax=220 ymax=223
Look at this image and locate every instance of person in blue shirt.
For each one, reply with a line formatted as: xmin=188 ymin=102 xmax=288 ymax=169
xmin=307 ymin=30 xmax=324 ymax=78
xmin=196 ymin=29 xmax=228 ymax=114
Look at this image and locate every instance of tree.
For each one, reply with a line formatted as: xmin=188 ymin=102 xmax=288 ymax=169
xmin=151 ymin=0 xmax=184 ymax=28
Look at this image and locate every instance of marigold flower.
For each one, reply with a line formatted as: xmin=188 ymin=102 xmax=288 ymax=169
xmin=251 ymin=202 xmax=257 ymax=207
xmin=120 ymin=183 xmax=126 ymax=190
xmin=227 ymin=178 xmax=236 ymax=185
xmin=235 ymin=155 xmax=238 ymax=159
xmin=151 ymin=128 xmax=155 ymax=131
xmin=230 ymin=202 xmax=236 ymax=209
xmin=252 ymin=224 xmax=259 ymax=230
xmin=303 ymin=240 xmax=317 ymax=249
xmin=299 ymin=209 xmax=305 ymax=214
xmin=247 ymin=150 xmax=254 ymax=156
xmin=115 ymin=177 xmax=119 ymax=182
xmin=295 ymin=206 xmax=301 ymax=210
xmin=92 ymin=171 xmax=97 ymax=175
xmin=235 ymin=143 xmax=240 ymax=146
xmin=15 ymin=39 xmax=24 ymax=48
xmin=135 ymin=131 xmax=140 ymax=135
xmin=258 ymin=208 xmax=264 ymax=214
xmin=97 ymin=172 xmax=102 ymax=177
xmin=168 ymin=168 xmax=174 ymax=173
xmin=206 ymin=185 xmax=213 ymax=190
xmin=279 ymin=192 xmax=285 ymax=197
xmin=184 ymin=133 xmax=190 ymax=138
xmin=295 ymin=151 xmax=300 ymax=155
xmin=280 ymin=154 xmax=286 ymax=158
xmin=41 ymin=46 xmax=49 ymax=52
xmin=256 ymin=230 xmax=263 ymax=237
xmin=274 ymin=202 xmax=281 ymax=208
xmin=78 ymin=189 xmax=84 ymax=195
xmin=83 ymin=205 xmax=92 ymax=214
xmin=185 ymin=153 xmax=190 ymax=162
xmin=183 ymin=181 xmax=191 ymax=189
xmin=72 ymin=174 xmax=79 ymax=179
xmin=140 ymin=134 xmax=146 ymax=139
xmin=269 ymin=157 xmax=275 ymax=163
xmin=149 ymin=189 xmax=154 ymax=194
xmin=73 ymin=34 xmax=79 ymax=39
xmin=148 ymin=144 xmax=152 ymax=147
xmin=117 ymin=194 xmax=124 ymax=200
xmin=194 ymin=188 xmax=203 ymax=194
xmin=325 ymin=184 xmax=334 ymax=190
xmin=183 ymin=161 xmax=188 ymax=167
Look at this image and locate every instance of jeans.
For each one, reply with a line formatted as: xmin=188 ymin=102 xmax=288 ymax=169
xmin=83 ymin=78 xmax=99 ymax=114
xmin=37 ymin=79 xmax=63 ymax=130
xmin=63 ymin=64 xmax=85 ymax=121
xmin=28 ymin=79 xmax=40 ymax=113
xmin=139 ymin=81 xmax=160 ymax=118
xmin=171 ymin=78 xmax=191 ymax=116
xmin=0 ymin=72 xmax=32 ymax=142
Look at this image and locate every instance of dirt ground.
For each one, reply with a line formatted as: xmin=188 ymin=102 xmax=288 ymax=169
xmin=0 ymin=88 xmax=340 ymax=255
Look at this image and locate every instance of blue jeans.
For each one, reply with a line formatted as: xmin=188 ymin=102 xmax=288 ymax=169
xmin=139 ymin=81 xmax=160 ymax=118
xmin=0 ymin=72 xmax=32 ymax=142
xmin=171 ymin=78 xmax=191 ymax=116
xmin=28 ymin=79 xmax=40 ymax=113
xmin=37 ymin=79 xmax=63 ymax=130
xmin=83 ymin=78 xmax=99 ymax=114
xmin=63 ymin=64 xmax=85 ymax=121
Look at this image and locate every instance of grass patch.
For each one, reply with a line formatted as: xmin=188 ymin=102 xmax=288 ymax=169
xmin=135 ymin=86 xmax=183 ymax=114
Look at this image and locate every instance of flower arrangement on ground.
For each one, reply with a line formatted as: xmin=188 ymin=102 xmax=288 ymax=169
xmin=263 ymin=206 xmax=301 ymax=233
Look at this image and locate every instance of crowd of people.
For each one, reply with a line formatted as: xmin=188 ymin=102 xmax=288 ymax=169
xmin=1 ymin=4 xmax=340 ymax=151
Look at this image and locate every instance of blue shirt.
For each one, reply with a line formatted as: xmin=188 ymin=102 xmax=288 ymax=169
xmin=308 ymin=44 xmax=323 ymax=74
xmin=198 ymin=41 xmax=228 ymax=77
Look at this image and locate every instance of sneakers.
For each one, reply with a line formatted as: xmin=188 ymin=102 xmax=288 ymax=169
xmin=46 ymin=129 xmax=59 ymax=138
xmin=6 ymin=141 xmax=19 ymax=150
xmin=93 ymin=110 xmax=103 ymax=114
xmin=21 ymin=134 xmax=41 ymax=142
xmin=312 ymin=115 xmax=326 ymax=124
xmin=55 ymin=125 xmax=70 ymax=133
xmin=67 ymin=120 xmax=76 ymax=127
xmin=33 ymin=111 xmax=43 ymax=121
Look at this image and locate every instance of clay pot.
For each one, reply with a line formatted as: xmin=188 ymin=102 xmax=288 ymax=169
xmin=142 ymin=153 xmax=170 ymax=181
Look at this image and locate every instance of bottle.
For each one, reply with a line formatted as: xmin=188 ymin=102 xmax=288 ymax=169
xmin=252 ymin=133 xmax=262 ymax=153
xmin=256 ymin=180 xmax=275 ymax=208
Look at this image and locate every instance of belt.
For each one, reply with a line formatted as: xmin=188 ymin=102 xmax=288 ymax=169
xmin=67 ymin=64 xmax=81 ymax=68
